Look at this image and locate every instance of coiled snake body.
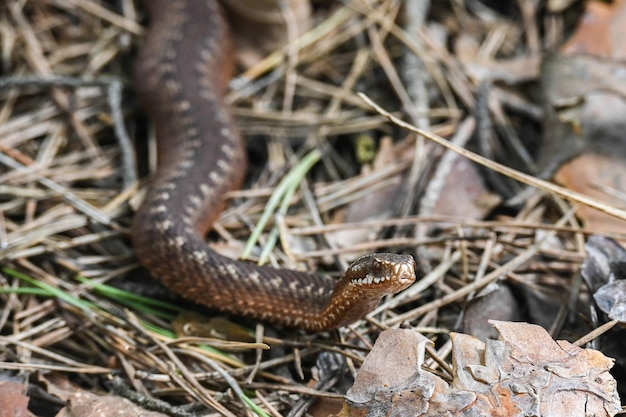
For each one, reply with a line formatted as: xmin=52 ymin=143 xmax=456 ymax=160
xmin=132 ymin=0 xmax=416 ymax=331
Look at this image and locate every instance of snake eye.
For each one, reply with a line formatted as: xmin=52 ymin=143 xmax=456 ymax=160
xmin=371 ymin=260 xmax=382 ymax=274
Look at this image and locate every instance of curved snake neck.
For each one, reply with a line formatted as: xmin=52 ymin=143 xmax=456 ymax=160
xmin=132 ymin=0 xmax=416 ymax=332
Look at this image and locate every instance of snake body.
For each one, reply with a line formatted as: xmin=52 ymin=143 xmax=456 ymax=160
xmin=132 ymin=0 xmax=416 ymax=331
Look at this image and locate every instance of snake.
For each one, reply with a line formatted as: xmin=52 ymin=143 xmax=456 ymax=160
xmin=131 ymin=0 xmax=416 ymax=332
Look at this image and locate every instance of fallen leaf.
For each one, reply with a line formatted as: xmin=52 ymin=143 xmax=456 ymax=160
xmin=555 ymin=151 xmax=626 ymax=236
xmin=582 ymin=236 xmax=626 ymax=367
xmin=541 ymin=2 xmax=626 ymax=235
xmin=0 ymin=380 xmax=34 ymax=417
xmin=430 ymin=156 xmax=500 ymax=220
xmin=55 ymin=390 xmax=167 ymax=417
xmin=461 ymin=283 xmax=524 ymax=341
xmin=561 ymin=0 xmax=626 ymax=60
xmin=335 ymin=322 xmax=621 ymax=416
xmin=561 ymin=1 xmax=615 ymax=58
xmin=594 ymin=280 xmax=626 ymax=321
xmin=336 ymin=329 xmax=442 ymax=416
xmin=583 ymin=236 xmax=626 ymax=290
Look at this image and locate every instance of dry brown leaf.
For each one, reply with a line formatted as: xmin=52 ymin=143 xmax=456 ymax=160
xmin=430 ymin=157 xmax=500 ymax=220
xmin=461 ymin=283 xmax=524 ymax=341
xmin=55 ymin=390 xmax=167 ymax=417
xmin=336 ymin=323 xmax=620 ymax=416
xmin=308 ymin=397 xmax=344 ymax=417
xmin=37 ymin=373 xmax=83 ymax=403
xmin=335 ymin=328 xmax=442 ymax=416
xmin=541 ymin=57 xmax=626 ymax=232
xmin=561 ymin=1 xmax=615 ymax=58
xmin=555 ymin=152 xmax=626 ymax=236
xmin=561 ymin=0 xmax=626 ymax=60
xmin=0 ymin=380 xmax=35 ymax=417
xmin=542 ymin=0 xmax=626 ymax=234
xmin=455 ymin=321 xmax=621 ymax=416
xmin=540 ymin=54 xmax=626 ymax=180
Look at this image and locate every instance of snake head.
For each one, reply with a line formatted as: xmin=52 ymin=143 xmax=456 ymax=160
xmin=344 ymin=253 xmax=416 ymax=295
xmin=322 ymin=253 xmax=416 ymax=330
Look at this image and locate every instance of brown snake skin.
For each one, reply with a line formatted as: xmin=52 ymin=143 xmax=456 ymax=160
xmin=131 ymin=0 xmax=416 ymax=331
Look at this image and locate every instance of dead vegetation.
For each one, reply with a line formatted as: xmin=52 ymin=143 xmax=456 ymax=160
xmin=1 ymin=0 xmax=625 ymax=416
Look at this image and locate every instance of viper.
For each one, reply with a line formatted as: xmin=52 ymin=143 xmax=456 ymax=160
xmin=131 ymin=0 xmax=416 ymax=331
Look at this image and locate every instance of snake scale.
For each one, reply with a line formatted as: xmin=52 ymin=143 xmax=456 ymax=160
xmin=131 ymin=0 xmax=416 ymax=331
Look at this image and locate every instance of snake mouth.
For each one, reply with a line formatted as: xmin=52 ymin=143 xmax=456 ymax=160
xmin=352 ymin=263 xmax=415 ymax=286
xmin=394 ymin=261 xmax=417 ymax=285
xmin=348 ymin=253 xmax=416 ymax=291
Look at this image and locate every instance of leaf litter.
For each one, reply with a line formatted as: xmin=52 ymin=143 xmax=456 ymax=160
xmin=0 ymin=0 xmax=626 ymax=416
